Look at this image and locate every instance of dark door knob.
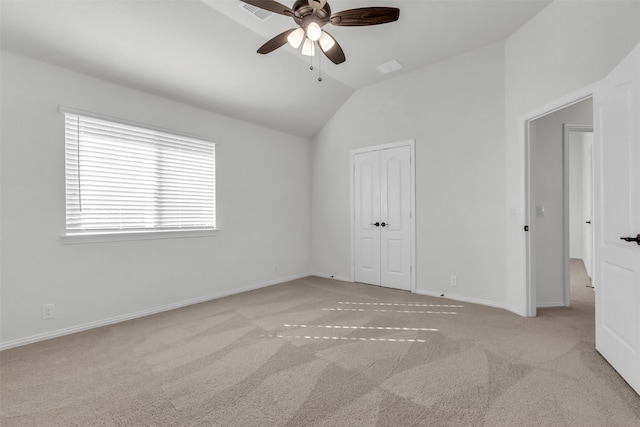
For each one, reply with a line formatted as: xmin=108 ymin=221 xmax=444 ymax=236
xmin=370 ymin=222 xmax=380 ymax=227
xmin=381 ymin=222 xmax=387 ymax=227
xmin=586 ymin=221 xmax=591 ymax=224
xmin=620 ymin=234 xmax=640 ymax=245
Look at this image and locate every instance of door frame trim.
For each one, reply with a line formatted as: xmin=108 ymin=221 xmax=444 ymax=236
xmin=522 ymin=87 xmax=594 ymax=316
xmin=350 ymin=139 xmax=416 ymax=291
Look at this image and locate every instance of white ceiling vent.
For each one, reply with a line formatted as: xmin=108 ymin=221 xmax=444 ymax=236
xmin=240 ymin=2 xmax=273 ymax=21
xmin=375 ymin=59 xmax=404 ymax=75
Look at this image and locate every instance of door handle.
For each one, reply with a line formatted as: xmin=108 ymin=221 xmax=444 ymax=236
xmin=586 ymin=221 xmax=591 ymax=224
xmin=620 ymin=234 xmax=640 ymax=245
xmin=370 ymin=222 xmax=380 ymax=227
xmin=381 ymin=222 xmax=387 ymax=227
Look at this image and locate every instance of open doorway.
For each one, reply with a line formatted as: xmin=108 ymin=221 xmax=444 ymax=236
xmin=526 ymin=97 xmax=593 ymax=310
xmin=523 ymin=44 xmax=640 ymax=393
xmin=565 ymin=126 xmax=594 ymax=297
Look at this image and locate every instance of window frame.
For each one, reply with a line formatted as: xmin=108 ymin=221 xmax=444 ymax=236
xmin=60 ymin=106 xmax=218 ymax=244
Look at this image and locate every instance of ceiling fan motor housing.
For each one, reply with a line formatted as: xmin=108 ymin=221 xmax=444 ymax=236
xmin=293 ymin=0 xmax=331 ymax=25
xmin=308 ymin=0 xmax=328 ymax=10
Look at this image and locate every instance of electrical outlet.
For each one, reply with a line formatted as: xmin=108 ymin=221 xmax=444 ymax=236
xmin=42 ymin=303 xmax=55 ymax=320
xmin=449 ymin=275 xmax=458 ymax=286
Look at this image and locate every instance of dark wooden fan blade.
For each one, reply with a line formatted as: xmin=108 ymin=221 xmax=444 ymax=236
xmin=319 ymin=32 xmax=345 ymax=64
xmin=240 ymin=0 xmax=295 ymax=17
xmin=257 ymin=28 xmax=296 ymax=54
xmin=330 ymin=7 xmax=400 ymax=26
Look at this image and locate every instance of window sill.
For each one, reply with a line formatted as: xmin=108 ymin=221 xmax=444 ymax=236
xmin=61 ymin=229 xmax=218 ymax=245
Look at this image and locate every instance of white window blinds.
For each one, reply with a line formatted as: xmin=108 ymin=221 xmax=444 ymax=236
xmin=64 ymin=111 xmax=216 ymax=235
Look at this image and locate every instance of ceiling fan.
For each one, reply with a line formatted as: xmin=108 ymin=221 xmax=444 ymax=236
xmin=240 ymin=0 xmax=400 ymax=64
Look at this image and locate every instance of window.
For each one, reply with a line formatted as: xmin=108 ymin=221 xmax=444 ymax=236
xmin=63 ymin=108 xmax=216 ymax=240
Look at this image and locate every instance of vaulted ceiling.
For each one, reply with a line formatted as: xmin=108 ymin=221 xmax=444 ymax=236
xmin=1 ymin=0 xmax=551 ymax=137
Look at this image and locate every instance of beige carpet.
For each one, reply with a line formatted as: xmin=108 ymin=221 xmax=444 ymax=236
xmin=2 ymin=260 xmax=639 ymax=426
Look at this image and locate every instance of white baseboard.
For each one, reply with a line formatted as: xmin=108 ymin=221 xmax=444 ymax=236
xmin=536 ymin=302 xmax=566 ymax=308
xmin=311 ymin=272 xmax=353 ymax=282
xmin=503 ymin=304 xmax=529 ymax=317
xmin=0 ymin=273 xmax=310 ymax=351
xmin=413 ymin=289 xmax=509 ymax=312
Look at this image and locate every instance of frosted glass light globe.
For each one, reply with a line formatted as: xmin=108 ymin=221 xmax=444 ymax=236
xmin=306 ymin=22 xmax=321 ymax=41
xmin=287 ymin=28 xmax=305 ymax=48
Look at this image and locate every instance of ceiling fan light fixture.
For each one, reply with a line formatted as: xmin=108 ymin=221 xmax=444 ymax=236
xmin=287 ymin=28 xmax=305 ymax=48
xmin=301 ymin=38 xmax=315 ymax=56
xmin=241 ymin=0 xmax=400 ymax=66
xmin=306 ymin=21 xmax=322 ymax=41
xmin=318 ymin=31 xmax=335 ymax=51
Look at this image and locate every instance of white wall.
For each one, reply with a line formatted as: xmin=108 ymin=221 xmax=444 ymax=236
xmin=569 ymin=133 xmax=585 ymax=259
xmin=0 ymin=51 xmax=311 ymax=348
xmin=504 ymin=0 xmax=640 ymax=314
xmin=312 ymin=42 xmax=508 ymax=307
xmin=3 ymin=2 xmax=640 ymax=348
xmin=531 ymin=99 xmax=592 ymax=306
xmin=312 ymin=0 xmax=640 ymax=315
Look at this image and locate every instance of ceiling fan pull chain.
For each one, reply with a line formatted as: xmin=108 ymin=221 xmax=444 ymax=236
xmin=318 ymin=45 xmax=323 ymax=82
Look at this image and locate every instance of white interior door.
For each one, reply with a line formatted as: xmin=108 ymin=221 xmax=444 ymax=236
xmin=354 ymin=150 xmax=381 ymax=286
xmin=380 ymin=146 xmax=411 ymax=290
xmin=354 ymin=145 xmax=412 ymax=291
xmin=594 ymin=43 xmax=640 ymax=395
